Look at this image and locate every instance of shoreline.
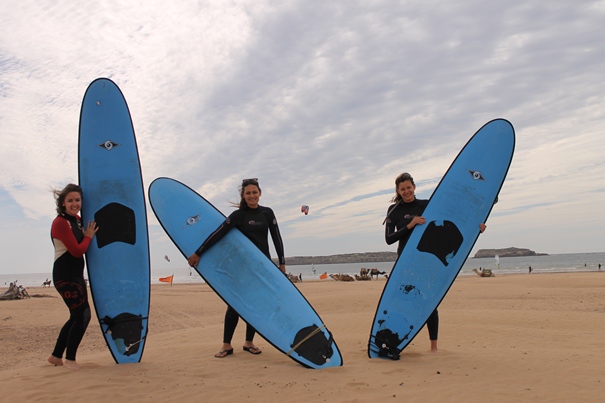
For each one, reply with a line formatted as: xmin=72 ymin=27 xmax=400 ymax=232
xmin=1 ymin=271 xmax=604 ymax=401
xmin=3 ymin=268 xmax=603 ymax=290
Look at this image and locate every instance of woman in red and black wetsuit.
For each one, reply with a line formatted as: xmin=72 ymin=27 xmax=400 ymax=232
xmin=47 ymin=184 xmax=98 ymax=371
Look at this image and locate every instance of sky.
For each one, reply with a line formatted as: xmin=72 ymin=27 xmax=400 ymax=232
xmin=1 ymin=0 xmax=604 ymax=275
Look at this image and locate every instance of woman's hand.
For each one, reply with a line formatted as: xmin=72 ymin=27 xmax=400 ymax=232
xmin=83 ymin=220 xmax=98 ymax=238
xmin=479 ymin=223 xmax=486 ymax=233
xmin=187 ymin=253 xmax=200 ymax=268
xmin=407 ymin=216 xmax=426 ymax=230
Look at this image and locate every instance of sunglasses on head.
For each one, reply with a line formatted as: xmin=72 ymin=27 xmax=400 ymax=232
xmin=242 ymin=178 xmax=259 ymax=186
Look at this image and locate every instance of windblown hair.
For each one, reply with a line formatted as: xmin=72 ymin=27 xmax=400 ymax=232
xmin=391 ymin=172 xmax=415 ymax=203
xmin=53 ymin=183 xmax=83 ymax=215
xmin=230 ymin=178 xmax=261 ymax=209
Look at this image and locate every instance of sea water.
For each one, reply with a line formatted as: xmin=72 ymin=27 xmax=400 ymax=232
xmin=2 ymin=252 xmax=603 ymax=288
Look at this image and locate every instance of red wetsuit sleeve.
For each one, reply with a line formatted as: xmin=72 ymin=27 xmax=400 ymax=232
xmin=51 ymin=216 xmax=92 ymax=258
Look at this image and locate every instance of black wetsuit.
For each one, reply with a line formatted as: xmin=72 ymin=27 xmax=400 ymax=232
xmin=195 ymin=205 xmax=286 ymax=344
xmin=384 ymin=198 xmax=439 ymax=341
xmin=50 ymin=214 xmax=92 ymax=361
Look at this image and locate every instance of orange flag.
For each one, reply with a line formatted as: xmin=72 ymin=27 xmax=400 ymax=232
xmin=319 ymin=273 xmax=328 ymax=280
xmin=159 ymin=274 xmax=174 ymax=285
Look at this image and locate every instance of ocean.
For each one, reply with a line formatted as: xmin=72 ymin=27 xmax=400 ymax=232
xmin=2 ymin=252 xmax=603 ymax=289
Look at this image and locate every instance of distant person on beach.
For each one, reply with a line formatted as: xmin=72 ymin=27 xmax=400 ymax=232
xmin=599 ymin=264 xmax=602 ymax=271
xmin=528 ymin=266 xmax=532 ymax=273
xmin=188 ymin=178 xmax=286 ymax=359
xmin=48 ymin=184 xmax=98 ymax=371
xmin=384 ymin=172 xmax=486 ymax=353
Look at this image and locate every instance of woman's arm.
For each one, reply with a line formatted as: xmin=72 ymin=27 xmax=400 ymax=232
xmin=268 ymin=210 xmax=286 ymax=273
xmin=51 ymin=217 xmax=95 ymax=258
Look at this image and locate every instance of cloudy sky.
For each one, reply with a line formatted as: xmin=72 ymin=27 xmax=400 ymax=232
xmin=1 ymin=1 xmax=604 ymax=275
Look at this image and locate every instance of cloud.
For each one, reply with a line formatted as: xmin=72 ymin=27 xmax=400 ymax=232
xmin=1 ymin=0 xmax=604 ymax=274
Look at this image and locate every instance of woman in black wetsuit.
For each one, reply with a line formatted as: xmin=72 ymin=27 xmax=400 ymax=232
xmin=47 ymin=184 xmax=98 ymax=371
xmin=384 ymin=172 xmax=485 ymax=353
xmin=187 ymin=178 xmax=286 ymax=359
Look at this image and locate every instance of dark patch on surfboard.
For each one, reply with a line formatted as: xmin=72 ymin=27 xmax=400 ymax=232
xmin=372 ymin=326 xmax=414 ymax=360
xmin=290 ymin=325 xmax=334 ymax=365
xmin=417 ymin=220 xmax=463 ymax=266
xmin=94 ymin=202 xmax=136 ymax=248
xmin=101 ymin=313 xmax=145 ymax=356
xmin=399 ymin=284 xmax=420 ymax=295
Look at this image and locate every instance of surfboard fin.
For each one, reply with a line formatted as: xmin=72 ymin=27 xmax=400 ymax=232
xmin=372 ymin=329 xmax=404 ymax=360
xmin=288 ymin=324 xmax=334 ymax=366
xmin=101 ymin=313 xmax=146 ymax=356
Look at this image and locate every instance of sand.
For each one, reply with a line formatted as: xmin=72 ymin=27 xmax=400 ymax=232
xmin=1 ymin=272 xmax=604 ymax=402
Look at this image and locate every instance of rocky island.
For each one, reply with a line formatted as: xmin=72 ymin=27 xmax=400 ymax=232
xmin=277 ymin=251 xmax=398 ymax=266
xmin=472 ymin=247 xmax=547 ymax=258
xmin=274 ymin=247 xmax=547 ymax=265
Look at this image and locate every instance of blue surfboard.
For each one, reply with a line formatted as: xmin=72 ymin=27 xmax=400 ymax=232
xmin=78 ymin=78 xmax=150 ymax=364
xmin=368 ymin=119 xmax=515 ymax=359
xmin=148 ymin=177 xmax=343 ymax=369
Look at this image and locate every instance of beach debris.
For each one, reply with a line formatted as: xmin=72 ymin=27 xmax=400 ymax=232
xmin=0 ymin=281 xmax=30 ymax=300
xmin=301 ymin=205 xmax=309 ymax=215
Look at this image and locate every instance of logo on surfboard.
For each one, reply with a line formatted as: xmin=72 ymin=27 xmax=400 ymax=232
xmin=183 ymin=214 xmax=201 ymax=228
xmin=98 ymin=140 xmax=121 ymax=151
xmin=468 ymin=170 xmax=485 ymax=181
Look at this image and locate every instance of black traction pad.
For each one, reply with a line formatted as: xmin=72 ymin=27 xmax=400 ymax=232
xmin=94 ymin=202 xmax=136 ymax=248
xmin=417 ymin=220 xmax=463 ymax=266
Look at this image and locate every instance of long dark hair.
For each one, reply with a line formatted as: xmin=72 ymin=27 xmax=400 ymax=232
xmin=232 ymin=178 xmax=261 ymax=209
xmin=383 ymin=172 xmax=415 ymax=224
xmin=53 ymin=183 xmax=83 ymax=215
xmin=391 ymin=172 xmax=415 ymax=203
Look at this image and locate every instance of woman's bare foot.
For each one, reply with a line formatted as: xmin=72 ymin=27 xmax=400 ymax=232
xmin=63 ymin=359 xmax=80 ymax=371
xmin=430 ymin=340 xmax=439 ymax=353
xmin=47 ymin=355 xmax=63 ymax=366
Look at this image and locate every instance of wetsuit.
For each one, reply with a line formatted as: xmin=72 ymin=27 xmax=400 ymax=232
xmin=384 ymin=198 xmax=439 ymax=341
xmin=50 ymin=214 xmax=92 ymax=361
xmin=195 ymin=205 xmax=286 ymax=344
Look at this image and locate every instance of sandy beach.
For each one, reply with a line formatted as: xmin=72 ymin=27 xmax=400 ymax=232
xmin=1 ymin=272 xmax=604 ymax=402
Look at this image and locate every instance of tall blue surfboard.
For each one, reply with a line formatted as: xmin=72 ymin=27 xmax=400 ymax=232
xmin=148 ymin=177 xmax=343 ymax=369
xmin=368 ymin=119 xmax=515 ymax=359
xmin=78 ymin=78 xmax=150 ymax=364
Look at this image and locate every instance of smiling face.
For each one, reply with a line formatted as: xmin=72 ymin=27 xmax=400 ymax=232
xmin=397 ymin=179 xmax=416 ymax=203
xmin=242 ymin=184 xmax=261 ymax=208
xmin=62 ymin=191 xmax=82 ymax=217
